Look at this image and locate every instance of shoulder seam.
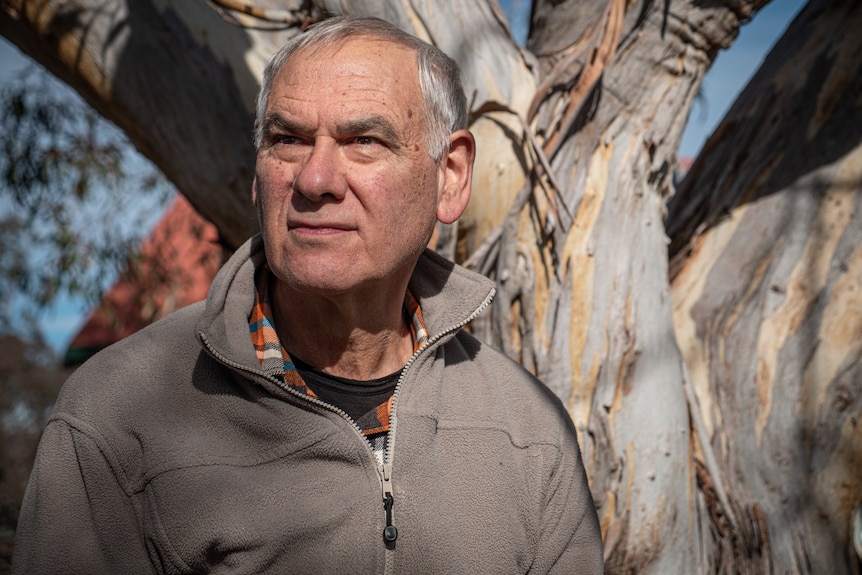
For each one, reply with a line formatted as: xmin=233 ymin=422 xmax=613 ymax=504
xmin=48 ymin=412 xmax=142 ymax=495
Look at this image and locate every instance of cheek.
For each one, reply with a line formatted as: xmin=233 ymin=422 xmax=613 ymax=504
xmin=400 ymin=160 xmax=436 ymax=200
xmin=256 ymin=166 xmax=294 ymax=214
xmin=254 ymin=192 xmax=286 ymax=240
xmin=393 ymin=167 xmax=439 ymax=233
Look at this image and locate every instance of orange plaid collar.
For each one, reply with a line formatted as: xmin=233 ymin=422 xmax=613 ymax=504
xmin=249 ymin=267 xmax=428 ymax=435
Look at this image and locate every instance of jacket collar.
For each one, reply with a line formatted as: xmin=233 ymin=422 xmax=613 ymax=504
xmin=197 ymin=234 xmax=496 ymax=369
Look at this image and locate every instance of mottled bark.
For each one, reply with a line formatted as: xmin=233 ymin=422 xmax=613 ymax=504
xmin=0 ymin=0 xmax=270 ymax=246
xmin=669 ymin=0 xmax=862 ymax=571
xmin=2 ymin=0 xmax=860 ymax=572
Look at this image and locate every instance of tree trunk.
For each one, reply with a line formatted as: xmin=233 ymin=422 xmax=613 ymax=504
xmin=3 ymin=0 xmax=860 ymax=572
xmin=0 ymin=0 xmax=268 ymax=247
xmin=669 ymin=0 xmax=862 ymax=571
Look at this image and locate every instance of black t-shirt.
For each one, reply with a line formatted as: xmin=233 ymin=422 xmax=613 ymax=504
xmin=292 ymin=357 xmax=399 ymax=423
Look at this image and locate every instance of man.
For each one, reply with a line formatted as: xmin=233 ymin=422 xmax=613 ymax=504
xmin=13 ymin=16 xmax=604 ymax=574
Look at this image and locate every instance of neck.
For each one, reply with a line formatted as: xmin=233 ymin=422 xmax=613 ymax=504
xmin=271 ymin=280 xmax=414 ymax=380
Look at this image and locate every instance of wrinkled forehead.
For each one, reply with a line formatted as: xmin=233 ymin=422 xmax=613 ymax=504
xmin=272 ymin=37 xmax=423 ymax=103
xmin=290 ymin=35 xmax=419 ymax=77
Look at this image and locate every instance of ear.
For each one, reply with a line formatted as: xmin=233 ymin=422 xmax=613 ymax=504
xmin=436 ymin=129 xmax=475 ymax=225
xmin=251 ymin=176 xmax=259 ymax=206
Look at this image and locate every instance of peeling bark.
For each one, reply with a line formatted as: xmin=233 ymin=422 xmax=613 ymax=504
xmin=2 ymin=0 xmax=860 ymax=572
xmin=0 ymin=0 xmax=272 ymax=246
xmin=670 ymin=0 xmax=862 ymax=572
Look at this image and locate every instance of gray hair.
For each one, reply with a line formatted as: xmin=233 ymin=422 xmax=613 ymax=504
xmin=254 ymin=16 xmax=467 ymax=160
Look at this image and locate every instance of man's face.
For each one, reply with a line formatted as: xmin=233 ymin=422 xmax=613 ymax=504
xmin=254 ymin=38 xmax=447 ymax=298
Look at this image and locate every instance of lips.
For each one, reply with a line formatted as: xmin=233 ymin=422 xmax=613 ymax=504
xmin=287 ymin=220 xmax=355 ymax=233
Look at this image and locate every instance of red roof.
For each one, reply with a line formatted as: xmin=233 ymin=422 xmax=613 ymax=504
xmin=65 ymin=195 xmax=225 ymax=363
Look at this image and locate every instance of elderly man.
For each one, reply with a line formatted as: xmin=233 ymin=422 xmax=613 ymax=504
xmin=13 ymin=16 xmax=604 ymax=574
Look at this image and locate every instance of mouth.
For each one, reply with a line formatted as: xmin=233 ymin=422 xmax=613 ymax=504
xmin=288 ymin=220 xmax=354 ymax=235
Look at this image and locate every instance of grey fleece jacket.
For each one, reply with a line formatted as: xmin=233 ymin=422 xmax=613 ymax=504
xmin=13 ymin=235 xmax=604 ymax=574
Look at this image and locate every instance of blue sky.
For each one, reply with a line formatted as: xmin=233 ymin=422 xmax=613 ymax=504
xmin=678 ymin=0 xmax=806 ymax=156
xmin=1 ymin=0 xmax=806 ymax=353
xmin=495 ymin=0 xmax=806 ymax=156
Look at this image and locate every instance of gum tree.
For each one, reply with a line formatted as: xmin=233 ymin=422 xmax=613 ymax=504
xmin=1 ymin=0 xmax=859 ymax=572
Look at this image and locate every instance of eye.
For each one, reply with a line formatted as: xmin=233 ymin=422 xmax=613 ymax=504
xmin=353 ymin=135 xmax=380 ymax=146
xmin=274 ymin=134 xmax=302 ymax=146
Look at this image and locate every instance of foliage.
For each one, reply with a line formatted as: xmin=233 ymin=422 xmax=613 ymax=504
xmin=0 ymin=66 xmax=173 ymax=334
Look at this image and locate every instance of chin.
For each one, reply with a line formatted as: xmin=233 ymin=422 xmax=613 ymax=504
xmin=275 ymin=260 xmax=369 ymax=295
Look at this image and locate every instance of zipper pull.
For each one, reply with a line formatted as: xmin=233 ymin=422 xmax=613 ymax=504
xmin=381 ymin=463 xmax=398 ymax=542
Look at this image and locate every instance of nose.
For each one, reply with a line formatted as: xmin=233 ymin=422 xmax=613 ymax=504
xmin=294 ymin=139 xmax=347 ymax=202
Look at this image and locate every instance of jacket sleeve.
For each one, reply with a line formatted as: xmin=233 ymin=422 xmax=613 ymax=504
xmin=536 ymin=416 xmax=605 ymax=574
xmin=12 ymin=417 xmax=155 ymax=575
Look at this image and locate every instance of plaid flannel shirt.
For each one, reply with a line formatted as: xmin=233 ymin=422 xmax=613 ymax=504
xmin=249 ymin=267 xmax=428 ymax=463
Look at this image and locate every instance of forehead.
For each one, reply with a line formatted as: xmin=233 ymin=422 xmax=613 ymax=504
xmin=271 ymin=37 xmax=421 ymax=104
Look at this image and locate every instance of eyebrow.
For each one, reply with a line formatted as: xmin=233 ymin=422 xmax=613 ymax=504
xmin=337 ymin=116 xmax=401 ymax=145
xmin=262 ymin=113 xmax=401 ymax=145
xmin=262 ymin=114 xmax=313 ymax=137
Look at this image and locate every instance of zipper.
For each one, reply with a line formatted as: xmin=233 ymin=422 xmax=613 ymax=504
xmin=200 ymin=284 xmax=495 ymax=573
xmin=377 ymin=285 xmax=495 ymax=575
xmin=381 ymin=462 xmax=397 ymax=542
xmin=200 ymin=333 xmax=402 ymax=553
